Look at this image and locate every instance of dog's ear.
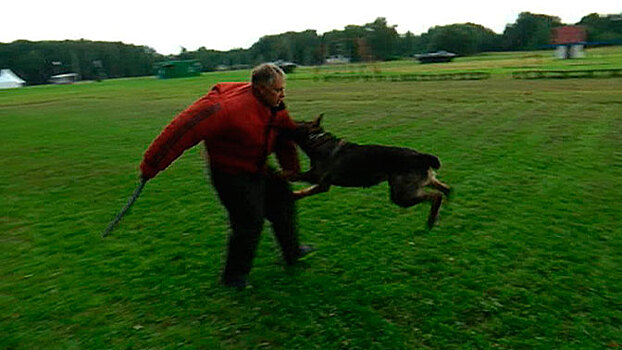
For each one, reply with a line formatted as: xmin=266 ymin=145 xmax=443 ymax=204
xmin=312 ymin=113 xmax=324 ymax=126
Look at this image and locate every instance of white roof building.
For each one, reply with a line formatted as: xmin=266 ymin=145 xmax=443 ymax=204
xmin=0 ymin=69 xmax=26 ymax=89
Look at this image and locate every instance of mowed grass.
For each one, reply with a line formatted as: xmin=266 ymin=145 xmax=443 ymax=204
xmin=1 ymin=51 xmax=621 ymax=349
xmin=298 ymin=46 xmax=622 ymax=77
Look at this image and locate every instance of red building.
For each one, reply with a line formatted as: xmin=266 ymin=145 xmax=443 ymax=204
xmin=551 ymin=26 xmax=587 ymax=45
xmin=551 ymin=26 xmax=587 ymax=59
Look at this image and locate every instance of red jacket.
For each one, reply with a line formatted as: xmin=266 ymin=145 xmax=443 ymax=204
xmin=140 ymin=82 xmax=300 ymax=179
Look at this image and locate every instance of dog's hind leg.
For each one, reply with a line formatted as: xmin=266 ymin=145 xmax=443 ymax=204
xmin=426 ymin=192 xmax=443 ymax=228
xmin=389 ymin=173 xmax=443 ymax=228
xmin=391 ymin=191 xmax=443 ymax=228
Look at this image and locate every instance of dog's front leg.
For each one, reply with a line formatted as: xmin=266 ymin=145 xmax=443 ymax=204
xmin=293 ymin=182 xmax=331 ymax=200
xmin=292 ymin=170 xmax=316 ymax=183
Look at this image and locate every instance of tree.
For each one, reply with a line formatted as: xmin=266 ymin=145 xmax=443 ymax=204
xmin=0 ymin=40 xmax=161 ymax=85
xmin=579 ymin=13 xmax=622 ymax=43
xmin=502 ymin=12 xmax=562 ymax=50
xmin=250 ymin=30 xmax=323 ymax=65
xmin=321 ymin=18 xmax=401 ymax=62
xmin=397 ymin=31 xmax=426 ymax=56
xmin=364 ymin=17 xmax=400 ymax=60
xmin=424 ymin=23 xmax=501 ymax=55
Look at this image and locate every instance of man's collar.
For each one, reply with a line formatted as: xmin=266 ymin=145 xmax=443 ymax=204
xmin=271 ymin=102 xmax=286 ymax=113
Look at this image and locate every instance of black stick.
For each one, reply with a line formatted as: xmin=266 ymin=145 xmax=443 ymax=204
xmin=101 ymin=178 xmax=147 ymax=238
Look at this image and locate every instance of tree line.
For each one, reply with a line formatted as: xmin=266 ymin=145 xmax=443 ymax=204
xmin=0 ymin=40 xmax=159 ymax=85
xmin=1 ymin=12 xmax=620 ymax=85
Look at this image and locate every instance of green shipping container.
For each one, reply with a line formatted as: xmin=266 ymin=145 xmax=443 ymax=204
xmin=156 ymin=60 xmax=201 ymax=79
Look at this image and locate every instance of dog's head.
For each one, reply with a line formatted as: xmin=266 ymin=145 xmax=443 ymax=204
xmin=290 ymin=114 xmax=325 ymax=143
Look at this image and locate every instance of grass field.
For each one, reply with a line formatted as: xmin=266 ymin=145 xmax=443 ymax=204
xmin=298 ymin=46 xmax=622 ymax=77
xmin=1 ymin=48 xmax=621 ymax=349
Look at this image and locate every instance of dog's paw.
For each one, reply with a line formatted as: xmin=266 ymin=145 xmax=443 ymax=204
xmin=427 ymin=211 xmax=441 ymax=229
xmin=292 ymin=190 xmax=305 ymax=200
xmin=444 ymin=187 xmax=452 ymax=200
xmin=427 ymin=217 xmax=437 ymax=230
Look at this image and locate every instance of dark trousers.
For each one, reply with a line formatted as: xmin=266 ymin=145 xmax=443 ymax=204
xmin=211 ymin=169 xmax=300 ymax=283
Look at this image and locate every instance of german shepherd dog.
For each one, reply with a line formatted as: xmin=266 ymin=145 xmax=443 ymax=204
xmin=288 ymin=114 xmax=451 ymax=228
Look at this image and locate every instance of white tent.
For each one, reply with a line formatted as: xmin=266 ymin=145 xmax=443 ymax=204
xmin=0 ymin=69 xmax=26 ymax=89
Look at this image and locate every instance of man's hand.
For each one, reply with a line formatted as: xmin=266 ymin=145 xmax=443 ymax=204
xmin=140 ymin=172 xmax=153 ymax=182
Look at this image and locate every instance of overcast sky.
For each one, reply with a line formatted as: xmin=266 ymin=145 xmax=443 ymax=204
xmin=2 ymin=0 xmax=619 ymax=55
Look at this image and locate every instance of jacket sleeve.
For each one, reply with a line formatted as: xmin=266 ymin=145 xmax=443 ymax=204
xmin=140 ymin=98 xmax=223 ymax=180
xmin=273 ymin=111 xmax=300 ymax=175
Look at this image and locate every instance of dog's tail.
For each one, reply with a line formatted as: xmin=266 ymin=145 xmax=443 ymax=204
xmin=422 ymin=154 xmax=441 ymax=169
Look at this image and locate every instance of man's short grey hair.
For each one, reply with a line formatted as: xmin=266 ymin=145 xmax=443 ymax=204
xmin=251 ymin=63 xmax=285 ymax=87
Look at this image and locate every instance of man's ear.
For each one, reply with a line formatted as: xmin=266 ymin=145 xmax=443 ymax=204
xmin=312 ymin=113 xmax=324 ymax=126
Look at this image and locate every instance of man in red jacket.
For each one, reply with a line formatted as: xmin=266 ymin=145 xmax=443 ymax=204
xmin=140 ymin=63 xmax=313 ymax=289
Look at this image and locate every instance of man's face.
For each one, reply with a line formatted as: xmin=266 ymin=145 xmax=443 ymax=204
xmin=258 ymin=75 xmax=285 ymax=108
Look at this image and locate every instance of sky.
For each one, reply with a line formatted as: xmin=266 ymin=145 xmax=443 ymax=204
xmin=2 ymin=0 xmax=619 ymax=55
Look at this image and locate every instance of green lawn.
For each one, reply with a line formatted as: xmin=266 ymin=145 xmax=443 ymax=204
xmin=297 ymin=46 xmax=622 ymax=77
xmin=1 ymin=49 xmax=621 ymax=349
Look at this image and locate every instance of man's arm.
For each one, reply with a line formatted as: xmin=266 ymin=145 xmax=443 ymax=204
xmin=274 ymin=136 xmax=300 ymax=180
xmin=140 ymin=101 xmax=222 ymax=180
xmin=273 ymin=112 xmax=300 ymax=180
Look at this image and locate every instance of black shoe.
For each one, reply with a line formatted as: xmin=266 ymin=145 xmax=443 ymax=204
xmin=285 ymin=245 xmax=316 ymax=266
xmin=298 ymin=245 xmax=316 ymax=259
xmin=222 ymin=277 xmax=248 ymax=290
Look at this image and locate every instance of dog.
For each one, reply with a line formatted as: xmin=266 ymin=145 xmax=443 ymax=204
xmin=287 ymin=114 xmax=450 ymax=228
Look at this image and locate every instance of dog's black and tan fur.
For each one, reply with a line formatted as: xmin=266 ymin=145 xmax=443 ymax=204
xmin=289 ymin=114 xmax=450 ymax=228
